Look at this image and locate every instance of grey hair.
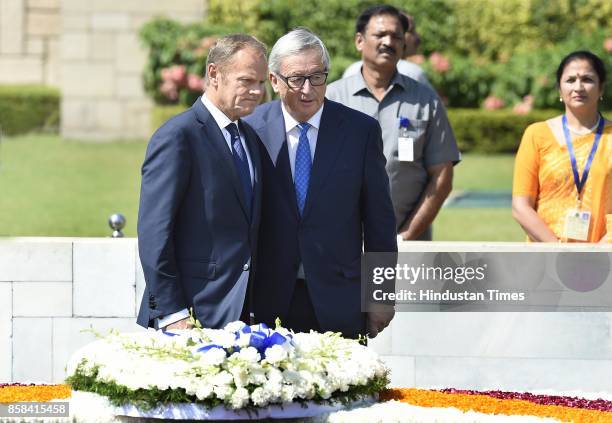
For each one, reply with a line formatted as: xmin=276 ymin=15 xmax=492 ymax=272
xmin=205 ymin=33 xmax=267 ymax=75
xmin=268 ymin=28 xmax=330 ymax=74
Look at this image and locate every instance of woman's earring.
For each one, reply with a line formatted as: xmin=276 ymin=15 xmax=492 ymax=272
xmin=559 ymin=97 xmax=563 ymax=102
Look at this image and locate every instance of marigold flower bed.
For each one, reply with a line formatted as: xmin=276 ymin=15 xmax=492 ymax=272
xmin=440 ymin=388 xmax=612 ymax=412
xmin=381 ymin=388 xmax=612 ymax=423
xmin=0 ymin=384 xmax=71 ymax=403
xmin=4 ymin=383 xmax=612 ymax=422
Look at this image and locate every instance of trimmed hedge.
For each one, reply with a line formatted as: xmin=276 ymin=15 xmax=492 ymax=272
xmin=152 ymin=105 xmax=610 ymax=154
xmin=447 ymin=108 xmax=562 ymax=153
xmin=0 ymin=85 xmax=60 ymax=135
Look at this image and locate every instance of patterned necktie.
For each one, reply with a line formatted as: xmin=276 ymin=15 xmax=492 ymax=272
xmin=225 ymin=123 xmax=252 ymax=218
xmin=294 ymin=122 xmax=312 ymax=215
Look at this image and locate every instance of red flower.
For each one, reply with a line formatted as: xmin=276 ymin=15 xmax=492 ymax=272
xmin=483 ymin=95 xmax=504 ymax=110
xmin=429 ymin=52 xmax=451 ymax=73
xmin=187 ymin=74 xmax=204 ymax=92
xmin=168 ymin=65 xmax=187 ymax=86
xmin=604 ymin=38 xmax=612 ymax=53
xmin=160 ymin=80 xmax=178 ymax=101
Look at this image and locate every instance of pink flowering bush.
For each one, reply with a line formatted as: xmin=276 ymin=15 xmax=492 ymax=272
xmin=429 ymin=52 xmax=451 ymax=73
xmin=140 ymin=17 xmax=234 ymax=105
xmin=483 ymin=95 xmax=505 ymax=110
xmin=513 ymin=95 xmax=534 ymax=115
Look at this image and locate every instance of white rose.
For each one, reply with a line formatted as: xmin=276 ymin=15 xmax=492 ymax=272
xmin=250 ymin=387 xmax=270 ymax=407
xmin=264 ymin=344 xmax=287 ymax=365
xmin=198 ymin=347 xmax=227 ymax=367
xmin=195 ymin=383 xmax=213 ymax=400
xmin=237 ymin=346 xmax=260 ymax=363
xmin=213 ymin=384 xmax=234 ymax=401
xmin=224 ymin=321 xmax=247 ymax=333
xmin=229 ymin=387 xmax=250 ymax=409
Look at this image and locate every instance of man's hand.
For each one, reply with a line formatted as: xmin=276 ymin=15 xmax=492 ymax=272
xmin=164 ymin=317 xmax=194 ymax=331
xmin=367 ymin=310 xmax=395 ymax=338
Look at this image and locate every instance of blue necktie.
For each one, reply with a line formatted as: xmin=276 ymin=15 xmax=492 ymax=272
xmin=226 ymin=123 xmax=252 ymax=218
xmin=294 ymin=122 xmax=311 ymax=215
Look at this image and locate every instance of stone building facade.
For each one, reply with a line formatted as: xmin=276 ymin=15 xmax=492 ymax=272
xmin=0 ymin=0 xmax=206 ymax=141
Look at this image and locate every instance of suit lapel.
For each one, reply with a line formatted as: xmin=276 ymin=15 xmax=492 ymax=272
xmin=302 ymin=100 xmax=345 ymax=218
xmin=255 ymin=102 xmax=299 ymax=219
xmin=239 ymin=120 xmax=261 ymax=229
xmin=192 ymin=98 xmax=251 ymax=221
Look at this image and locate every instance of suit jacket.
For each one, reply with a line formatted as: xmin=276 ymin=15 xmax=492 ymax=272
xmin=137 ymin=98 xmax=262 ymax=329
xmin=243 ymin=99 xmax=397 ymax=337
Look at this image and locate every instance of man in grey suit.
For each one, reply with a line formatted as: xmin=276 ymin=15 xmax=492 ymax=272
xmin=137 ymin=34 xmax=268 ymax=331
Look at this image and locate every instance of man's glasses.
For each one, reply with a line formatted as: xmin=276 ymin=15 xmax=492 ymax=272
xmin=276 ymin=72 xmax=328 ymax=89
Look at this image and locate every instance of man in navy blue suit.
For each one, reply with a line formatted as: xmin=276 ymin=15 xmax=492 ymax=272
xmin=137 ymin=34 xmax=268 ymax=331
xmin=244 ymin=29 xmax=397 ymax=339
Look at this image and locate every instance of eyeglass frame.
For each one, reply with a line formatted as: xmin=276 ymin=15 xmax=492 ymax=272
xmin=275 ymin=71 xmax=329 ymax=89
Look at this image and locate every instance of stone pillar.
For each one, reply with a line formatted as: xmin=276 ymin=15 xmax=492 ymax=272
xmin=60 ymin=0 xmax=205 ymax=141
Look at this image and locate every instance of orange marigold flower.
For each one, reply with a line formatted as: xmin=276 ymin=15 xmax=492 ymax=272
xmin=380 ymin=388 xmax=612 ymax=423
xmin=0 ymin=384 xmax=71 ymax=403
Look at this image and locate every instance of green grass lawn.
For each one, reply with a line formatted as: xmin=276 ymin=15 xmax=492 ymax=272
xmin=0 ymin=135 xmax=524 ymax=240
xmin=433 ymin=153 xmax=524 ymax=242
xmin=0 ymin=134 xmax=146 ymax=237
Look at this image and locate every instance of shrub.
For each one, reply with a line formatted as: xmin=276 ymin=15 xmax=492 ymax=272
xmin=153 ymin=104 xmax=577 ymax=154
xmin=489 ymin=30 xmax=612 ymax=110
xmin=0 ymin=85 xmax=60 ymax=136
xmin=139 ymin=17 xmax=240 ymax=106
xmin=448 ymin=108 xmax=562 ymax=153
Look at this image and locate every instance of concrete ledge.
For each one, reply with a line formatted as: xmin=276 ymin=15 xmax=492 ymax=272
xmin=0 ymin=240 xmax=72 ymax=282
xmin=0 ymin=283 xmax=12 ymax=381
xmin=13 ymin=282 xmax=72 ymax=317
xmin=13 ymin=318 xmax=53 ymax=383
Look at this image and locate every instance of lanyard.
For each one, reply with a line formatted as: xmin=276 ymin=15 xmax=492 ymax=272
xmin=562 ymin=114 xmax=604 ymax=197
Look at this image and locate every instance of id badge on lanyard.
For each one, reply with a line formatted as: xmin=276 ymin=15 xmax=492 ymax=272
xmin=561 ymin=115 xmax=604 ymax=241
xmin=398 ymin=116 xmax=414 ymax=162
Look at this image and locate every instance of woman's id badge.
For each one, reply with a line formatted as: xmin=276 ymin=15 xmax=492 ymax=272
xmin=564 ymin=209 xmax=591 ymax=241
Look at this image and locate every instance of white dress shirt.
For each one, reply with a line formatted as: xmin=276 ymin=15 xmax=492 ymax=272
xmin=281 ymin=102 xmax=324 ymax=180
xmin=280 ymin=102 xmax=324 ymax=280
xmin=156 ymin=95 xmax=255 ymax=330
xmin=201 ymin=94 xmax=254 ymax=184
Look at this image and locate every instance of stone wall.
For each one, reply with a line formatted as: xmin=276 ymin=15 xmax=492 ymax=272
xmin=59 ymin=0 xmax=205 ymax=141
xmin=1 ymin=238 xmax=611 ymax=392
xmin=0 ymin=0 xmax=206 ymax=141
xmin=0 ymin=0 xmax=61 ymax=85
xmin=0 ymin=238 xmax=145 ymax=383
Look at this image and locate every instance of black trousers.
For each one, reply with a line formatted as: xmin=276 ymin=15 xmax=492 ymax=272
xmin=284 ymin=279 xmax=321 ymax=333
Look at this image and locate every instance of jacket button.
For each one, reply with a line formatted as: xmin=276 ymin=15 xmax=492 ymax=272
xmin=243 ymin=263 xmax=250 ymax=271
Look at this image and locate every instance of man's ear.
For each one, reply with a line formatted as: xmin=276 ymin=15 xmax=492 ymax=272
xmin=269 ymin=72 xmax=280 ymax=94
xmin=207 ymin=63 xmax=219 ymax=88
xmin=355 ymin=32 xmax=364 ymax=53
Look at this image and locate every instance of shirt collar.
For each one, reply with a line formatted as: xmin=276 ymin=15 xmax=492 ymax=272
xmin=201 ymin=94 xmax=238 ymax=131
xmin=350 ymin=67 xmax=407 ymax=95
xmin=280 ymin=101 xmax=324 ymax=133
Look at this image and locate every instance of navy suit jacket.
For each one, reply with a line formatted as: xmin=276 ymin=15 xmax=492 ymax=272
xmin=244 ymin=99 xmax=397 ymax=337
xmin=137 ymin=98 xmax=262 ymax=329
